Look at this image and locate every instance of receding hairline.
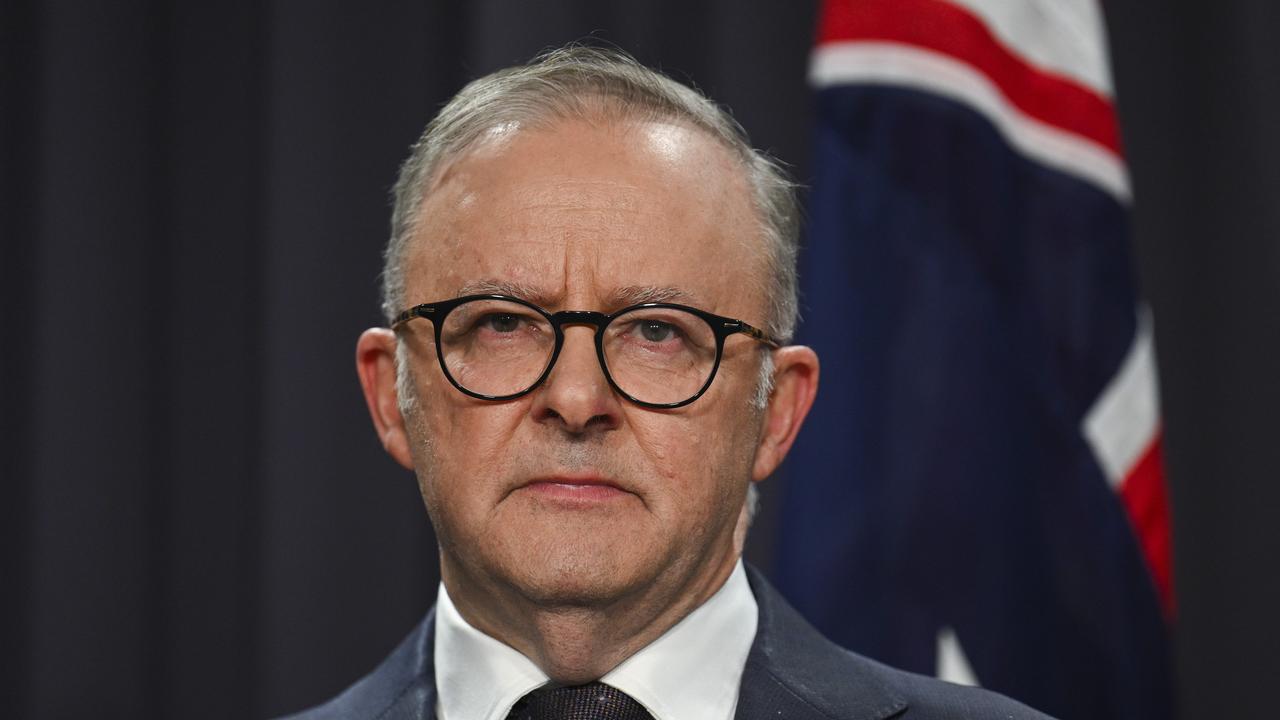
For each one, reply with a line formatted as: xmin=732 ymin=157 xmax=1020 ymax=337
xmin=393 ymin=113 xmax=771 ymax=329
xmin=415 ymin=101 xmax=752 ymax=224
xmin=382 ymin=45 xmax=801 ymax=342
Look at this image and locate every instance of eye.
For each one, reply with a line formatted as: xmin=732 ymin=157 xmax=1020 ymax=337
xmin=638 ymin=320 xmax=679 ymax=343
xmin=480 ymin=313 xmax=522 ymax=333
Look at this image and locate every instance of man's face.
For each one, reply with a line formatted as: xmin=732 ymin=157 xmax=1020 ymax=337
xmin=395 ymin=116 xmax=771 ymax=608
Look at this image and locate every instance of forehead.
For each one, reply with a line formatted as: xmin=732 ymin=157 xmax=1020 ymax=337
xmin=404 ymin=117 xmax=766 ymax=316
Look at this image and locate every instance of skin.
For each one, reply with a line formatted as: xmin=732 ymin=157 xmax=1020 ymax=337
xmin=356 ymin=115 xmax=819 ymax=683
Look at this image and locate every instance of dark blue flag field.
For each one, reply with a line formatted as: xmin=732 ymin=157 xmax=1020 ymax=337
xmin=777 ymin=2 xmax=1173 ymax=718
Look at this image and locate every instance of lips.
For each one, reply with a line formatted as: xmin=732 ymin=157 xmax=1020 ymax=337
xmin=518 ymin=474 xmax=631 ymax=503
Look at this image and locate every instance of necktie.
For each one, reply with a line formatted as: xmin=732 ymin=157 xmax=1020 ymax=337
xmin=507 ymin=682 xmax=654 ymax=720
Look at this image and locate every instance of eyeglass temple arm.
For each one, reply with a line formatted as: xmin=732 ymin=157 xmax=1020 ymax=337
xmin=723 ymin=319 xmax=782 ymax=348
xmin=391 ymin=304 xmax=436 ymax=330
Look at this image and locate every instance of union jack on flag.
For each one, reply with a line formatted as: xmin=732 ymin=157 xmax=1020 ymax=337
xmin=777 ymin=1 xmax=1173 ymax=718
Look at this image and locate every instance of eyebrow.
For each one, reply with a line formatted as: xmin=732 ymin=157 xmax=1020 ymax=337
xmin=456 ymin=278 xmax=553 ymax=305
xmin=454 ymin=280 xmax=702 ymax=310
xmin=606 ymin=285 xmax=701 ymax=308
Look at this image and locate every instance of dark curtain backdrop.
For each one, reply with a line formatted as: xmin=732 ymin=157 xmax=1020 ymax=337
xmin=1105 ymin=2 xmax=1280 ymax=718
xmin=0 ymin=2 xmax=818 ymax=718
xmin=5 ymin=2 xmax=1280 ymax=720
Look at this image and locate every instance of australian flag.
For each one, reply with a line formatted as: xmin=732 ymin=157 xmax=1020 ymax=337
xmin=776 ymin=1 xmax=1173 ymax=718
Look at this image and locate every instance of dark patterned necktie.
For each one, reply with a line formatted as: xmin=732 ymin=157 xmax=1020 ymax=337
xmin=507 ymin=682 xmax=654 ymax=720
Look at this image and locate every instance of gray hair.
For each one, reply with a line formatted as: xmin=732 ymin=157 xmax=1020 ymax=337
xmin=380 ymin=44 xmax=801 ymax=343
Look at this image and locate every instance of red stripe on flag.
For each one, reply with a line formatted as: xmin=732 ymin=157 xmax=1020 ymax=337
xmin=1119 ymin=434 xmax=1175 ymax=618
xmin=817 ymin=0 xmax=1122 ymax=156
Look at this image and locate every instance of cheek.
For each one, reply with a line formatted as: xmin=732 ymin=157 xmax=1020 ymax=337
xmin=411 ymin=387 xmax=529 ymax=508
xmin=415 ymin=357 xmax=525 ymax=445
xmin=429 ymin=407 xmax=525 ymax=482
xmin=628 ymin=411 xmax=758 ymax=516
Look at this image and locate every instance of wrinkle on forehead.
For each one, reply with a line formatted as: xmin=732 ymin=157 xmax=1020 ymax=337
xmin=422 ymin=119 xmax=744 ymax=239
xmin=501 ymin=179 xmax=646 ymax=217
xmin=405 ymin=117 xmax=766 ymax=321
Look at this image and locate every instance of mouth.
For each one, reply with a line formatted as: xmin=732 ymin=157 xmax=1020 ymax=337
xmin=518 ymin=474 xmax=632 ymax=504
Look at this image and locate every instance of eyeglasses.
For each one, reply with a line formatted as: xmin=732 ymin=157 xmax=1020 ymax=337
xmin=391 ymin=294 xmax=780 ymax=409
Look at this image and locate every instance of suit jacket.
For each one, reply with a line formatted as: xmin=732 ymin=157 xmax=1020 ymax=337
xmin=283 ymin=566 xmax=1053 ymax=719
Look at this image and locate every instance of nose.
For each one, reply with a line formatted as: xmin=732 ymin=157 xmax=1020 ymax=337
xmin=530 ymin=325 xmax=622 ymax=434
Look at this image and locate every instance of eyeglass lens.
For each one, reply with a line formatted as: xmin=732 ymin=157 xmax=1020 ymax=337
xmin=437 ymin=298 xmax=718 ymax=404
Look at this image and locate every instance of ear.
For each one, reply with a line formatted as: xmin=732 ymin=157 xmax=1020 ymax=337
xmin=752 ymin=345 xmax=819 ymax=482
xmin=356 ymin=328 xmax=415 ymax=470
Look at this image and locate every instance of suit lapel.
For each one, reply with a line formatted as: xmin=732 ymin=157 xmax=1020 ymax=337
xmin=368 ymin=608 xmax=439 ymax=720
xmin=376 ymin=686 xmax=437 ymax=720
xmin=735 ymin=567 xmax=908 ymax=720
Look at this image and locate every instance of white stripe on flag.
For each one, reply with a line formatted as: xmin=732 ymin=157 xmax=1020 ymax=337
xmin=1083 ymin=307 xmax=1161 ymax=487
xmin=945 ymin=0 xmax=1114 ymax=97
xmin=936 ymin=627 xmax=979 ymax=687
xmin=810 ymin=42 xmax=1130 ymax=201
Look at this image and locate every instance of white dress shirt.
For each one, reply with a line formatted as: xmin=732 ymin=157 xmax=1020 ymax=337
xmin=434 ymin=560 xmax=759 ymax=720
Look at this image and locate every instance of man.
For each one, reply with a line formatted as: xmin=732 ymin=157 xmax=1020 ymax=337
xmin=288 ymin=46 xmax=1052 ymax=719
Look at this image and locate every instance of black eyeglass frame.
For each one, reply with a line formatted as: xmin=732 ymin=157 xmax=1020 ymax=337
xmin=391 ymin=294 xmax=780 ymax=409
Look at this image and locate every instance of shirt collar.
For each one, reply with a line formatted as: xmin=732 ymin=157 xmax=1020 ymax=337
xmin=602 ymin=560 xmax=758 ymax=720
xmin=434 ymin=582 xmax=548 ymax=720
xmin=434 ymin=560 xmax=758 ymax=720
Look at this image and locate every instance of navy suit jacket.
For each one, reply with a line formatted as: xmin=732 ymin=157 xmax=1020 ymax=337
xmin=283 ymin=567 xmax=1053 ymax=719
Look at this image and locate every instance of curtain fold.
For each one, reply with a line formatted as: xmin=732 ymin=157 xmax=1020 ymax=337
xmin=0 ymin=2 xmax=817 ymax=717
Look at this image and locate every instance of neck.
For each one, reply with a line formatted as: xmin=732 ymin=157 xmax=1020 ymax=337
xmin=441 ymin=550 xmax=741 ymax=684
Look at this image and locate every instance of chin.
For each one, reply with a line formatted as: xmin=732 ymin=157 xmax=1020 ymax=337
xmin=497 ymin=534 xmax=666 ymax=608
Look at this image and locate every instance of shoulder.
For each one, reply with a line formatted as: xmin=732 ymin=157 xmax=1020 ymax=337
xmin=844 ymin=651 xmax=1054 ymax=719
xmin=276 ymin=610 xmax=437 ymax=720
xmin=741 ymin=566 xmax=1053 ymax=720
